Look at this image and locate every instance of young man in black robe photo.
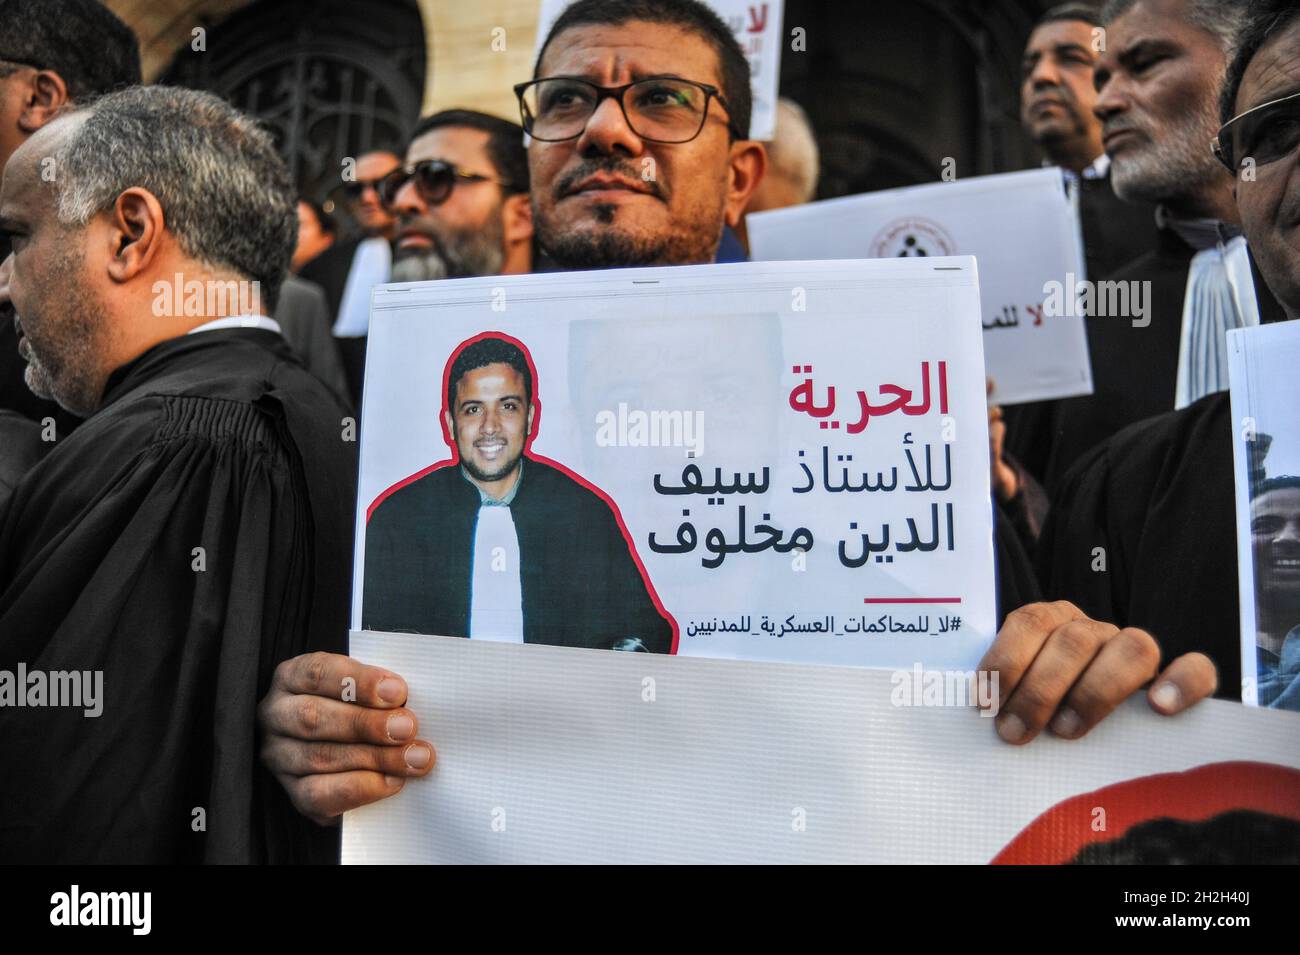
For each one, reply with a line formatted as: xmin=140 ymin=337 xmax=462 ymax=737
xmin=0 ymin=86 xmax=354 ymax=863
xmin=362 ymin=333 xmax=675 ymax=652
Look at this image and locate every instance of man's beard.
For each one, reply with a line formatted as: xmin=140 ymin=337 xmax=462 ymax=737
xmin=1108 ymin=92 xmax=1224 ymax=205
xmin=390 ymin=214 xmax=506 ymax=282
xmin=536 ymin=156 xmax=722 ymax=269
xmin=17 ymin=251 xmax=105 ymax=417
xmin=461 ymin=444 xmax=521 ymax=485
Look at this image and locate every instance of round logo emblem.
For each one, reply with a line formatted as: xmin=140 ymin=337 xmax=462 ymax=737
xmin=869 ymin=217 xmax=956 ymax=258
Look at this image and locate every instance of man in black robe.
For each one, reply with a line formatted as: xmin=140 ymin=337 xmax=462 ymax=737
xmin=0 ymin=87 xmax=354 ymax=862
xmin=363 ymin=335 xmax=673 ymax=651
xmin=1010 ymin=0 xmax=1263 ymax=493
xmin=0 ymin=0 xmax=141 ymax=445
xmin=1039 ymin=0 xmax=1300 ymax=703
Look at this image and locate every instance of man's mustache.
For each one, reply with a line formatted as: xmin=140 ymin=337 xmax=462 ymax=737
xmin=553 ymin=158 xmax=665 ymax=200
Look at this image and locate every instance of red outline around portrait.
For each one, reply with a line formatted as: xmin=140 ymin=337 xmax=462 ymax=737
xmin=990 ymin=761 xmax=1300 ymax=864
xmin=366 ymin=330 xmax=680 ymax=654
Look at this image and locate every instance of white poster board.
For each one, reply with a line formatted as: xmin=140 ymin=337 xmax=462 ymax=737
xmin=342 ymin=633 xmax=1300 ymax=864
xmin=1228 ymin=321 xmax=1300 ymax=711
xmin=352 ymin=259 xmax=996 ymax=670
xmin=748 ymin=168 xmax=1094 ymax=405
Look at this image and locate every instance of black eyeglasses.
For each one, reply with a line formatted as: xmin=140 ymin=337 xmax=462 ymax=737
xmin=376 ymin=159 xmax=516 ymax=208
xmin=514 ymin=76 xmax=740 ymax=144
xmin=1213 ymin=90 xmax=1300 ymax=174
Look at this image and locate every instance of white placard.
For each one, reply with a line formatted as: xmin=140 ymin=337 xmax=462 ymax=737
xmin=533 ymin=0 xmax=785 ymax=140
xmin=342 ymin=631 xmax=1300 ymax=864
xmin=748 ymin=168 xmax=1094 ymax=405
xmin=1229 ymin=321 xmax=1300 ymax=711
xmin=353 ymin=259 xmax=995 ymax=670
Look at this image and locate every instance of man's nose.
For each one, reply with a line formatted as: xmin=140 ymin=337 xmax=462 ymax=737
xmin=1094 ymin=73 xmax=1127 ymax=122
xmin=575 ymin=94 xmax=643 ymax=157
xmin=1030 ymin=57 xmax=1061 ymax=90
xmin=1276 ymin=520 xmax=1300 ymax=544
xmin=393 ymin=177 xmax=425 ymax=218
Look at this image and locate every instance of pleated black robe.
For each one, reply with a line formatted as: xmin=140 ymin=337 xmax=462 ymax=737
xmin=0 ymin=328 xmax=355 ymax=863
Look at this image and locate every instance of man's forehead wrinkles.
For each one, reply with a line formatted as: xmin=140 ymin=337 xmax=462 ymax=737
xmin=1239 ymin=43 xmax=1300 ymax=111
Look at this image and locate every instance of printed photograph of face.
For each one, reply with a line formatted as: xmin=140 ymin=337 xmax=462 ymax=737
xmin=361 ymin=332 xmax=677 ymax=653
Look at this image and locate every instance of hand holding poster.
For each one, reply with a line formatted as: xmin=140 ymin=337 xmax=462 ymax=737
xmin=353 ymin=259 xmax=996 ymax=669
xmin=747 ymin=168 xmax=1094 ymax=405
xmin=1229 ymin=321 xmax=1300 ymax=711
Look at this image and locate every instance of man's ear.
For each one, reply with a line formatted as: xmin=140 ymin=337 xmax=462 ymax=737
xmin=502 ymin=192 xmax=533 ymax=245
xmin=526 ymin=401 xmax=536 ymax=438
xmin=723 ymin=140 xmax=768 ymax=228
xmin=444 ymin=407 xmax=456 ymax=443
xmin=16 ymin=71 xmax=71 ymax=134
xmin=104 ymin=188 xmax=166 ymax=285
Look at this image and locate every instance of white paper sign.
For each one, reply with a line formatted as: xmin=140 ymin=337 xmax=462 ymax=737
xmin=748 ymin=168 xmax=1094 ymax=405
xmin=342 ymin=632 xmax=1300 ymax=864
xmin=1229 ymin=321 xmax=1300 ymax=711
xmin=353 ymin=259 xmax=996 ymax=670
xmin=533 ymin=0 xmax=785 ymax=140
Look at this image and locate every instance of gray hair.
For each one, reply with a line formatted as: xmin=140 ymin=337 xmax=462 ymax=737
xmin=50 ymin=85 xmax=296 ymax=312
xmin=767 ymin=97 xmax=819 ymax=203
xmin=1101 ymin=0 xmax=1249 ymax=54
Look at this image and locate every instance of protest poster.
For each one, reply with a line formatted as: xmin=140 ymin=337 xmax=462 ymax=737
xmin=341 ymin=633 xmax=1300 ymax=864
xmin=747 ymin=168 xmax=1094 ymax=405
xmin=533 ymin=0 xmax=785 ymax=140
xmin=1228 ymin=321 xmax=1300 ymax=711
xmin=353 ymin=258 xmax=996 ymax=670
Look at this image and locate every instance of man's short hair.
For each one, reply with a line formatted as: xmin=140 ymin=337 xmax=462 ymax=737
xmin=1219 ymin=0 xmax=1300 ymax=124
xmin=534 ymin=0 xmax=752 ymax=140
xmin=0 ymin=0 xmax=141 ymax=97
xmin=766 ymin=97 xmax=819 ymax=202
xmin=50 ymin=86 xmax=297 ymax=313
xmin=447 ymin=336 xmax=534 ymax=412
xmin=408 ymin=109 xmax=529 ymax=195
xmin=1101 ymin=0 xmax=1248 ymax=55
xmin=1035 ymin=2 xmax=1103 ymax=30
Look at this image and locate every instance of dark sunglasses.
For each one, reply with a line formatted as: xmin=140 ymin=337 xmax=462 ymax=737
xmin=339 ymin=177 xmax=389 ymax=201
xmin=1213 ymin=90 xmax=1300 ymax=174
xmin=377 ymin=159 xmax=517 ymax=207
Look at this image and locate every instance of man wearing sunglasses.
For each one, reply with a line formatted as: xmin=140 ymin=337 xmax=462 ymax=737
xmin=381 ymin=109 xmax=533 ymax=282
xmin=1037 ymin=0 xmax=1300 ymax=720
xmin=299 ymin=150 xmax=401 ymax=403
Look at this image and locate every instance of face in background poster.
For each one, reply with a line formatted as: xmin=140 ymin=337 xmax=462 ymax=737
xmin=1229 ymin=322 xmax=1300 ymax=711
xmin=353 ymin=259 xmax=997 ymax=670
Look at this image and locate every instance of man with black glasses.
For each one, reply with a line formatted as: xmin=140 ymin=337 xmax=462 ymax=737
xmin=261 ymin=0 xmax=1211 ymax=829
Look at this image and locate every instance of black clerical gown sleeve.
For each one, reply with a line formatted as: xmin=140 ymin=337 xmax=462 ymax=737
xmin=1036 ymin=394 xmax=1240 ymax=695
xmin=0 ymin=387 xmax=346 ymax=863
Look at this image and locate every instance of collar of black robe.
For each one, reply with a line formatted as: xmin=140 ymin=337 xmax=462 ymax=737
xmin=97 ymin=327 xmax=291 ymax=411
xmin=1154 ymin=204 xmax=1243 ymax=251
